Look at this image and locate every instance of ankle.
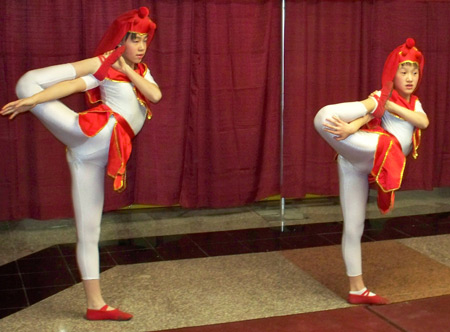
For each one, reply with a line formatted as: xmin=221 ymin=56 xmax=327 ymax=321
xmin=87 ymin=301 xmax=107 ymax=310
xmin=349 ymin=275 xmax=365 ymax=292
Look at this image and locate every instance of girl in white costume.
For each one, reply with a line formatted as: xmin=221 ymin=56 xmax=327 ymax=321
xmin=1 ymin=7 xmax=161 ymax=320
xmin=313 ymin=38 xmax=428 ymax=305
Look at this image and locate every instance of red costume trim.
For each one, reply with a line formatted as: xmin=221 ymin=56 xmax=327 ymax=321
xmin=94 ymin=7 xmax=156 ymax=57
xmin=86 ymin=6 xmax=156 ymax=121
xmin=362 ymin=38 xmax=424 ymax=213
xmin=363 ymin=126 xmax=405 ymax=214
xmin=389 ymin=90 xmax=421 ymax=159
xmin=364 ymin=92 xmax=421 ymax=214
xmin=78 ymin=104 xmax=135 ymax=192
xmin=381 ymin=38 xmax=424 ymax=94
xmin=86 ymin=63 xmax=152 ymax=120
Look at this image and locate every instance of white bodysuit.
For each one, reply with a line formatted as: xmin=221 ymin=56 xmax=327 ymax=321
xmin=313 ymin=96 xmax=425 ymax=276
xmin=16 ymin=63 xmax=157 ymax=279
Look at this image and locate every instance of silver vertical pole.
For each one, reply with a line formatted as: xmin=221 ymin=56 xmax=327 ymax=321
xmin=280 ymin=0 xmax=286 ymax=231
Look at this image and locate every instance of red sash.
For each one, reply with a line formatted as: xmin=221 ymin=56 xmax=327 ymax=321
xmin=78 ymin=104 xmax=135 ymax=192
xmin=364 ymin=91 xmax=421 ymax=213
xmin=363 ymin=126 xmax=405 ymax=214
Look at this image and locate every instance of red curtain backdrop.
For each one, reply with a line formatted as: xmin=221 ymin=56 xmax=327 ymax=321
xmin=0 ymin=0 xmax=449 ymax=221
xmin=282 ymin=0 xmax=450 ymax=198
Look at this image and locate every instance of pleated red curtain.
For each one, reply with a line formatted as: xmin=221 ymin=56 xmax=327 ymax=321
xmin=282 ymin=0 xmax=450 ymax=198
xmin=0 ymin=0 xmax=281 ymax=220
xmin=1 ymin=0 xmax=449 ymax=221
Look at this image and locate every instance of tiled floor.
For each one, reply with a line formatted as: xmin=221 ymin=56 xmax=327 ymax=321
xmin=0 ymin=189 xmax=450 ymax=331
xmin=164 ymin=296 xmax=450 ymax=332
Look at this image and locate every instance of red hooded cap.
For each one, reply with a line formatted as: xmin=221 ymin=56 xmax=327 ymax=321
xmin=94 ymin=7 xmax=156 ymax=56
xmin=381 ymin=38 xmax=424 ymax=93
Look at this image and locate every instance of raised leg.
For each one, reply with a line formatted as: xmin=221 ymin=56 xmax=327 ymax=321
xmin=314 ymin=101 xmax=379 ymax=172
xmin=15 ymin=64 xmax=87 ymax=147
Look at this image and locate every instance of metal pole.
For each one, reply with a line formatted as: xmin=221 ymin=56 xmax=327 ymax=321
xmin=280 ymin=0 xmax=286 ymax=231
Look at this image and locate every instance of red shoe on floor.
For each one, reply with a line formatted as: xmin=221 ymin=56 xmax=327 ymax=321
xmin=85 ymin=304 xmax=133 ymax=321
xmin=93 ymin=45 xmax=126 ymax=81
xmin=347 ymin=290 xmax=389 ymax=305
xmin=372 ymin=81 xmax=393 ymax=118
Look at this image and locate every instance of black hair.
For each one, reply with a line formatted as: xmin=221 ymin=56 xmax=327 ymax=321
xmin=123 ymin=32 xmax=138 ymax=43
xmin=400 ymin=62 xmax=419 ymax=69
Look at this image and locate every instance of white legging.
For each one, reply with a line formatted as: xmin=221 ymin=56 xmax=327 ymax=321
xmin=314 ymin=102 xmax=380 ymax=277
xmin=16 ymin=64 xmax=115 ymax=280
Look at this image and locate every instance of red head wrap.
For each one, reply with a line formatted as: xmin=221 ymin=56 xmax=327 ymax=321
xmin=94 ymin=7 xmax=156 ymax=56
xmin=86 ymin=7 xmax=156 ymax=109
xmin=381 ymin=38 xmax=424 ymax=93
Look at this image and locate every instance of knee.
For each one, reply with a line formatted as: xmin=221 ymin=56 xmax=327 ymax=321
xmin=77 ymin=225 xmax=101 ymax=245
xmin=343 ymin=225 xmax=364 ymax=243
xmin=75 ymin=217 xmax=102 ymax=245
xmin=313 ymin=105 xmax=333 ymax=131
xmin=15 ymin=70 xmax=38 ymax=99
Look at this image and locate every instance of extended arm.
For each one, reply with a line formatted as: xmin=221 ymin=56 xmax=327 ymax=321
xmin=385 ymin=100 xmax=429 ymax=129
xmin=1 ymin=78 xmax=87 ymax=120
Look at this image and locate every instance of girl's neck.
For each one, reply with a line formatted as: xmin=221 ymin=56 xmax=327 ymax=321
xmin=396 ymin=90 xmax=411 ymax=102
xmin=124 ymin=58 xmax=136 ymax=70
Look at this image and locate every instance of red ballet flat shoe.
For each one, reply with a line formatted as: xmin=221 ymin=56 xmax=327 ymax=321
xmin=85 ymin=304 xmax=133 ymax=321
xmin=372 ymin=80 xmax=393 ymax=118
xmin=347 ymin=290 xmax=389 ymax=305
xmin=93 ymin=45 xmax=126 ymax=81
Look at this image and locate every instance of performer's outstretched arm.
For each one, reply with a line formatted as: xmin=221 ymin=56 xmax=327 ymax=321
xmin=1 ymin=77 xmax=86 ymax=120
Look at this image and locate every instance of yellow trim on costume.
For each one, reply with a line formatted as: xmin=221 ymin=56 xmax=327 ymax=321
xmin=412 ymin=128 xmax=421 ymax=159
xmin=132 ymin=86 xmax=153 ymax=119
xmin=398 ymin=59 xmax=419 ymax=67
xmin=372 ymin=139 xmax=406 ymax=193
xmin=105 ymin=77 xmax=132 ymax=83
xmin=128 ymin=31 xmax=148 ymax=37
xmin=86 ymin=90 xmax=102 ymax=105
xmin=107 ymin=121 xmax=127 ymax=193
xmin=88 ymin=64 xmax=152 ymax=120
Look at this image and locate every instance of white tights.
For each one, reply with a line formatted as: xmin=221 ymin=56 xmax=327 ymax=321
xmin=16 ymin=64 xmax=115 ymax=280
xmin=314 ymin=102 xmax=380 ymax=276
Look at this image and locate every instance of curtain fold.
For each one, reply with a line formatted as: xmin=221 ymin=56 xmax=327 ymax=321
xmin=0 ymin=0 xmax=449 ymax=221
xmin=282 ymin=0 xmax=450 ymax=198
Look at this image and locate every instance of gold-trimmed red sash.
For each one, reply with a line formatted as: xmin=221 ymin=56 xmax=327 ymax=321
xmin=363 ymin=91 xmax=422 ymax=213
xmin=78 ymin=104 xmax=135 ymax=192
xmin=362 ymin=126 xmax=405 ymax=214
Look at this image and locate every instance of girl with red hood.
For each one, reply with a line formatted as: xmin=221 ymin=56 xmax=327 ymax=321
xmin=313 ymin=38 xmax=428 ymax=305
xmin=1 ymin=7 xmax=161 ymax=320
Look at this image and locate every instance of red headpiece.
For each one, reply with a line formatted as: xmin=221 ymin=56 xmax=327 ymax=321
xmin=94 ymin=7 xmax=156 ymax=56
xmin=381 ymin=38 xmax=424 ymax=93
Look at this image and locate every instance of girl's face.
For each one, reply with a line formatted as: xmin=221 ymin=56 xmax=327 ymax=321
xmin=394 ymin=63 xmax=419 ymax=100
xmin=122 ymin=33 xmax=148 ymax=68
